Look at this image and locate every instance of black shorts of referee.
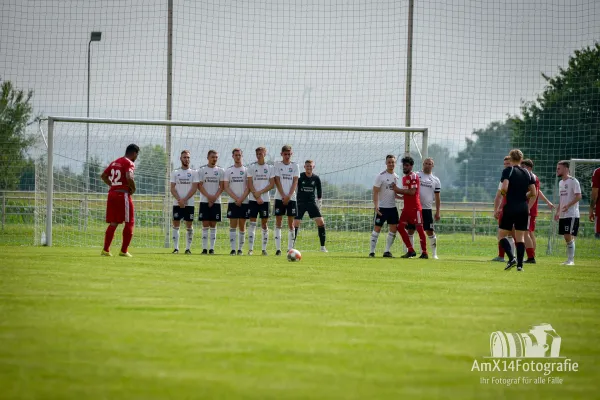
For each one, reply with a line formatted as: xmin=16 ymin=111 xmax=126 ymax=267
xmin=499 ymin=203 xmax=529 ymax=231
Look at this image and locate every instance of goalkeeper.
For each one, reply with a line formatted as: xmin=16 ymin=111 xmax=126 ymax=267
xmin=294 ymin=160 xmax=327 ymax=252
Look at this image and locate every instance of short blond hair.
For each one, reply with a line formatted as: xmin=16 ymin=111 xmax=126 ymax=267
xmin=508 ymin=149 xmax=523 ymax=163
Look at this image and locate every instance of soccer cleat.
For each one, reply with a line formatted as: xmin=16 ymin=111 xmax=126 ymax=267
xmin=561 ymin=260 xmax=575 ymax=266
xmin=230 ymin=250 xmax=237 ymax=256
xmin=119 ymin=251 xmax=132 ymax=257
xmin=419 ymin=253 xmax=429 ymax=259
xmin=237 ymin=250 xmax=243 ymax=256
xmin=491 ymin=256 xmax=505 ymax=262
xmin=382 ymin=252 xmax=394 ymax=258
xmin=504 ymin=258 xmax=517 ymax=270
xmin=596 ymin=233 xmax=600 ymax=239
xmin=517 ymin=266 xmax=524 ymax=272
xmin=185 ymin=249 xmax=192 ymax=255
xmin=248 ymin=250 xmax=254 ymax=256
xmin=172 ymin=249 xmax=179 ymax=254
xmin=201 ymin=249 xmax=208 ymax=255
xmin=320 ymin=246 xmax=328 ymax=253
xmin=209 ymin=249 xmax=215 ymax=255
xmin=432 ymin=255 xmax=439 ymax=260
xmin=400 ymin=251 xmax=417 ymax=259
xmin=524 ymin=258 xmax=536 ymax=264
xmin=262 ymin=250 xmax=268 ymax=256
xmin=275 ymin=250 xmax=282 ymax=256
xmin=368 ymin=252 xmax=375 ymax=258
xmin=101 ymin=250 xmax=113 ymax=257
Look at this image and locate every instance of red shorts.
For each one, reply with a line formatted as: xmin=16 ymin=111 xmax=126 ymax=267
xmin=527 ymin=215 xmax=536 ymax=232
xmin=400 ymin=209 xmax=423 ymax=226
xmin=106 ymin=191 xmax=134 ymax=224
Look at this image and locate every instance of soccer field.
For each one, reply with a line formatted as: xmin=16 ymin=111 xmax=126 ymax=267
xmin=1 ymin=238 xmax=599 ymax=399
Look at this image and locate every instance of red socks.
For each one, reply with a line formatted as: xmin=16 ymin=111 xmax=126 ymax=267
xmin=121 ymin=222 xmax=134 ymax=253
xmin=103 ymin=225 xmax=117 ymax=252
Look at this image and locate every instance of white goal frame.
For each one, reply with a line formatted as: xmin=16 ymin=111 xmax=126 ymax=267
xmin=43 ymin=116 xmax=428 ymax=247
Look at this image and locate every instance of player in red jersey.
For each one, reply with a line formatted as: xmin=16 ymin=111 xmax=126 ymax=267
xmin=392 ymin=156 xmax=428 ymax=258
xmin=100 ymin=144 xmax=140 ymax=257
xmin=590 ymin=167 xmax=600 ymax=239
xmin=521 ymin=159 xmax=554 ymax=263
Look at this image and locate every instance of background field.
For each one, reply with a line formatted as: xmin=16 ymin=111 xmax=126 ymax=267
xmin=1 ymin=235 xmax=599 ymax=400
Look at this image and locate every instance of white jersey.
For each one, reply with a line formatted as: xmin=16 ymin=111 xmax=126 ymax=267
xmin=170 ymin=168 xmax=197 ymax=207
xmin=224 ymin=164 xmax=249 ymax=204
xmin=559 ymin=176 xmax=581 ymax=218
xmin=197 ymin=164 xmax=225 ymax=203
xmin=274 ymin=161 xmax=301 ymax=201
xmin=373 ymin=170 xmax=399 ymax=208
xmin=417 ymin=171 xmax=441 ymax=210
xmin=247 ymin=162 xmax=275 ymax=202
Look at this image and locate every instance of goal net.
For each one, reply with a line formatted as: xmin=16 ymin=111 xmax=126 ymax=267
xmin=35 ymin=117 xmax=427 ymax=253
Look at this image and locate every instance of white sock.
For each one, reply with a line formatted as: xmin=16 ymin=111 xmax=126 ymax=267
xmin=408 ymin=233 xmax=414 ymax=248
xmin=370 ymin=230 xmax=380 ymax=253
xmin=429 ymin=234 xmax=437 ymax=256
xmin=210 ymin=228 xmax=217 ymax=250
xmin=275 ymin=227 xmax=282 ymax=251
xmin=385 ymin=231 xmax=395 ymax=252
xmin=262 ymin=228 xmax=269 ymax=251
xmin=172 ymin=227 xmax=180 ymax=250
xmin=288 ymin=229 xmax=295 ymax=251
xmin=229 ymin=228 xmax=237 ymax=251
xmin=567 ymin=240 xmax=575 ymax=262
xmin=508 ymin=236 xmax=516 ymax=257
xmin=186 ymin=228 xmax=194 ymax=250
xmin=248 ymin=222 xmax=257 ymax=250
xmin=238 ymin=231 xmax=245 ymax=251
xmin=202 ymin=227 xmax=209 ymax=250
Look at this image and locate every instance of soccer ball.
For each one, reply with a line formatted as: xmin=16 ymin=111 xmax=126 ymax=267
xmin=287 ymin=249 xmax=302 ymax=262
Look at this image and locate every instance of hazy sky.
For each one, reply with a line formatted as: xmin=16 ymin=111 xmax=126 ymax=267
xmin=1 ymin=0 xmax=599 ymax=184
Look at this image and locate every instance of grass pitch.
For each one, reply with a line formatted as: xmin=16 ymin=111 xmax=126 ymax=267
xmin=1 ymin=237 xmax=599 ymax=399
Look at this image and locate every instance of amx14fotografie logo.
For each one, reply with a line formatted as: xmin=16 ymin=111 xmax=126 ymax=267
xmin=471 ymin=323 xmax=579 ymax=386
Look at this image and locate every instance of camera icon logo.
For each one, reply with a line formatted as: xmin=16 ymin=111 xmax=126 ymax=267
xmin=490 ymin=323 xmax=561 ymax=358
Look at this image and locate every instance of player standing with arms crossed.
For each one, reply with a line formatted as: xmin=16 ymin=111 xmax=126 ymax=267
xmin=247 ymin=147 xmax=275 ymax=256
xmin=369 ymin=155 xmax=400 ymax=258
xmin=294 ymin=160 xmax=327 ymax=252
xmin=197 ymin=150 xmax=225 ymax=255
xmin=555 ymin=160 xmax=582 ymax=265
xmin=590 ymin=166 xmax=600 ymax=239
xmin=170 ymin=150 xmax=198 ymax=254
xmin=100 ymin=144 xmax=139 ymax=257
xmin=496 ymin=149 xmax=536 ymax=272
xmin=274 ymin=145 xmax=300 ymax=256
xmin=224 ymin=148 xmax=250 ymax=255
xmin=393 ymin=156 xmax=428 ymax=259
xmin=520 ymin=159 xmax=554 ymax=263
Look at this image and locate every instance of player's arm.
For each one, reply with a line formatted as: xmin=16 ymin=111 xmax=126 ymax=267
xmin=316 ymin=176 xmax=323 ymax=208
xmin=197 ymin=180 xmax=211 ymax=201
xmin=590 ymin=188 xmax=599 ymax=222
xmin=527 ymin=184 xmax=537 ymax=211
xmin=223 ymin=180 xmax=239 ymax=203
xmin=538 ymin=189 xmax=554 ymax=210
xmin=434 ymin=191 xmax=441 ymax=221
xmin=372 ymin=185 xmax=381 ymax=215
xmin=393 ymin=185 xmax=416 ymax=196
xmin=274 ymin=175 xmax=285 ymax=198
xmin=288 ymin=176 xmax=299 ymax=198
xmin=126 ymin=171 xmax=136 ymax=195
xmin=101 ymin=171 xmax=111 ymax=187
xmin=170 ymin=182 xmax=184 ymax=207
xmin=562 ymin=193 xmax=582 ymax=213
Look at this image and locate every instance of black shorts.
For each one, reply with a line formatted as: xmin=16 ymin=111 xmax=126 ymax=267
xmin=198 ymin=202 xmax=222 ymax=222
xmin=173 ymin=206 xmax=195 ymax=222
xmin=227 ymin=203 xmax=249 ymax=219
xmin=274 ymin=199 xmax=298 ymax=217
xmin=248 ymin=200 xmax=270 ymax=219
xmin=374 ymin=207 xmax=399 ymax=227
xmin=406 ymin=209 xmax=434 ymax=231
xmin=499 ymin=203 xmax=528 ymax=231
xmin=295 ymin=202 xmax=322 ymax=220
xmin=558 ymin=218 xmax=579 ymax=236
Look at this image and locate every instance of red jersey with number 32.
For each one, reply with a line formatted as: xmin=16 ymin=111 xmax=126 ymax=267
xmin=103 ymin=156 xmax=135 ymax=192
xmin=402 ymin=172 xmax=422 ymax=211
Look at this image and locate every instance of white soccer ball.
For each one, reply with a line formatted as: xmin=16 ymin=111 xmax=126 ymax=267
xmin=287 ymin=249 xmax=302 ymax=262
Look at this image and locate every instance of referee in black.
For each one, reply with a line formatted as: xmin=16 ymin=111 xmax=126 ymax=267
xmin=495 ymin=149 xmax=537 ymax=271
xmin=294 ymin=160 xmax=328 ymax=252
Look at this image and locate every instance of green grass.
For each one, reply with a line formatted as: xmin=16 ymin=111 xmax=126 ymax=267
xmin=1 ymin=238 xmax=599 ymax=399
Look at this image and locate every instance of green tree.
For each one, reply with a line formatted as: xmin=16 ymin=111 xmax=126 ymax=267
xmin=136 ymin=144 xmax=168 ymax=195
xmin=513 ymin=43 xmax=600 ymax=192
xmin=455 ymin=119 xmax=513 ymax=198
xmin=0 ymin=79 xmax=37 ymax=190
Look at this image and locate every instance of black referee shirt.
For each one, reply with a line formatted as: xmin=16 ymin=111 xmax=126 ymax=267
xmin=500 ymin=166 xmax=535 ymax=205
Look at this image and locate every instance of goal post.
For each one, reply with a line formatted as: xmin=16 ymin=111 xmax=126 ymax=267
xmin=39 ymin=116 xmax=428 ymax=251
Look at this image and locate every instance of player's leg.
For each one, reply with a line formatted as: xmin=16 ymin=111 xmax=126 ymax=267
xmin=524 ymin=215 xmax=536 ymax=263
xmin=370 ymin=212 xmax=384 ymax=257
xmin=422 ymin=210 xmax=437 ymax=259
xmin=413 ymin=211 xmax=428 ymax=257
xmin=493 ymin=210 xmax=505 ymax=261
xmin=103 ymin=223 xmax=118 ymax=256
xmin=294 ymin=203 xmax=306 ymax=246
xmin=398 ymin=211 xmax=416 ymax=258
xmin=228 ymin=215 xmax=238 ymax=255
xmin=247 ymin=201 xmax=258 ymax=254
xmin=560 ymin=218 xmax=578 ymax=265
xmin=315 ymin=217 xmax=327 ymax=252
xmin=513 ymin=229 xmax=527 ymax=270
xmin=120 ymin=193 xmax=135 ymax=256
xmin=261 ymin=216 xmax=270 ymax=255
xmin=237 ymin=207 xmax=247 ymax=255
xmin=274 ymin=200 xmax=284 ymax=255
xmin=383 ymin=222 xmax=397 ymax=257
xmin=184 ymin=216 xmax=194 ymax=254
xmin=172 ymin=206 xmax=182 ymax=253
xmin=199 ymin=202 xmax=210 ymax=254
xmin=286 ymin=201 xmax=297 ymax=251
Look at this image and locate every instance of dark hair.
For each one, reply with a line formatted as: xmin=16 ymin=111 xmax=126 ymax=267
xmin=558 ymin=160 xmax=570 ymax=169
xmin=401 ymin=156 xmax=414 ymax=166
xmin=385 ymin=154 xmax=396 ymax=160
xmin=126 ymin=144 xmax=140 ymax=155
xmin=521 ymin=159 xmax=534 ymax=168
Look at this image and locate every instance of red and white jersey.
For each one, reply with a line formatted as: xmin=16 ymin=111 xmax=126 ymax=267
xmin=529 ymin=173 xmax=541 ymax=217
xmin=103 ymin=156 xmax=135 ymax=193
xmin=402 ymin=172 xmax=422 ymax=211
